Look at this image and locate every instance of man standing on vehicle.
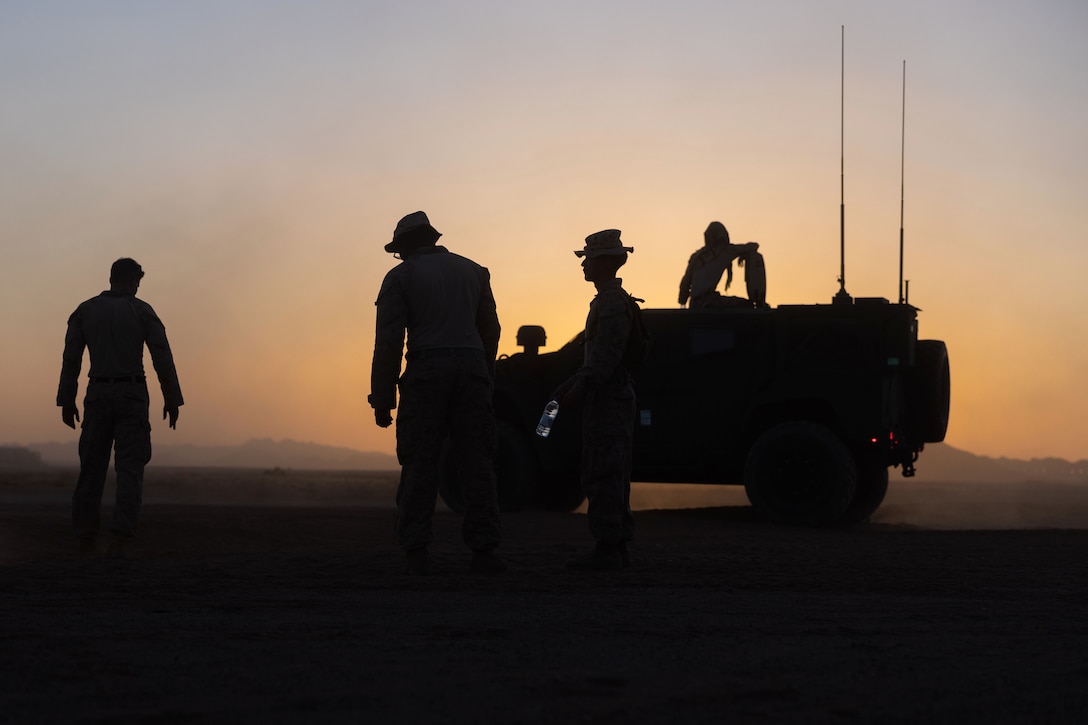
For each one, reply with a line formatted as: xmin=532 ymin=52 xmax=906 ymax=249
xmin=57 ymin=258 xmax=184 ymax=557
xmin=553 ymin=229 xmax=638 ymax=571
xmin=678 ymin=221 xmax=760 ymax=309
xmin=369 ymin=211 xmax=506 ymax=576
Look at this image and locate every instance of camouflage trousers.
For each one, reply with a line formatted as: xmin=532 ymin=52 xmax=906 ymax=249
xmin=580 ymin=384 xmax=636 ymax=543
xmin=73 ymin=381 xmax=153 ymax=537
xmin=394 ymin=356 xmax=501 ymax=551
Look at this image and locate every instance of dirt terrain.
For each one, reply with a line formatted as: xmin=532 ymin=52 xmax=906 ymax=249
xmin=2 ymin=468 xmax=1087 ymax=723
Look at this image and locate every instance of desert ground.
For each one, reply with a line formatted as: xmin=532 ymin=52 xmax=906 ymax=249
xmin=2 ymin=467 xmax=1087 ymax=723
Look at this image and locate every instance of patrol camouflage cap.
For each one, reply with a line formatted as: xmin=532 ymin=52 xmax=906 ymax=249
xmin=574 ymin=229 xmax=634 ymax=258
xmin=385 ymin=211 xmax=442 ymax=254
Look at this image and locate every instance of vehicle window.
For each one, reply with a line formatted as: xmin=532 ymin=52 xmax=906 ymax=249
xmin=690 ymin=329 xmax=736 ymax=357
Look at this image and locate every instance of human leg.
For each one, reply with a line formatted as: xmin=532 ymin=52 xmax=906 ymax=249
xmin=449 ymin=362 xmax=501 ymax=552
xmin=581 ymin=396 xmax=634 ymax=544
xmin=72 ymin=391 xmax=114 ymax=536
xmin=393 ymin=362 xmax=450 ymax=552
xmin=110 ymin=386 xmax=152 ymax=536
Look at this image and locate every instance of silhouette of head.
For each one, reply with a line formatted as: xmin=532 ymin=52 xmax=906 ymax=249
xmin=577 ymin=230 xmax=630 ymax=283
xmin=110 ymin=258 xmax=144 ymax=294
xmin=386 ymin=211 xmax=441 ymax=256
xmin=705 ymin=221 xmax=730 ymax=247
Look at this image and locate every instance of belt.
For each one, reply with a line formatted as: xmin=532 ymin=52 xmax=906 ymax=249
xmin=406 ymin=347 xmax=484 ymax=362
xmin=89 ymin=375 xmax=146 ymax=384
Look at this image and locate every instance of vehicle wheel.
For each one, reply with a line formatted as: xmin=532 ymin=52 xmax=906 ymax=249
xmin=438 ymin=423 xmax=539 ymax=514
xmin=909 ymin=340 xmax=951 ymax=443
xmin=839 ymin=461 xmax=889 ymax=525
xmin=743 ymin=422 xmax=857 ymax=526
xmin=535 ymin=469 xmax=586 ymax=512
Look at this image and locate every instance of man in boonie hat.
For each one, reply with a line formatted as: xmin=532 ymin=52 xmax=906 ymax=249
xmin=554 ymin=229 xmax=639 ymax=571
xmin=368 ymin=211 xmax=506 ymax=576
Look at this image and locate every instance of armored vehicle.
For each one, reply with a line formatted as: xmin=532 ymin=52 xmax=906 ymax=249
xmin=440 ymin=296 xmax=950 ymax=526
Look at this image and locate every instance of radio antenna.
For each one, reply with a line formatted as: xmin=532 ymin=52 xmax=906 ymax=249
xmin=834 ymin=25 xmax=852 ymax=304
xmin=898 ymin=60 xmax=907 ymax=304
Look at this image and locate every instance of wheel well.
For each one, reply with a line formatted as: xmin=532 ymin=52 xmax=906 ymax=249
xmin=743 ymin=399 xmax=844 ymax=451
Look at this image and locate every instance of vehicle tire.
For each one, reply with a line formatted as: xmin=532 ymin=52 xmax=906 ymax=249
xmin=438 ymin=423 xmax=538 ymax=514
xmin=909 ymin=340 xmax=951 ymax=443
xmin=535 ymin=469 xmax=586 ymax=512
xmin=839 ymin=461 xmax=889 ymax=525
xmin=743 ymin=421 xmax=857 ymax=526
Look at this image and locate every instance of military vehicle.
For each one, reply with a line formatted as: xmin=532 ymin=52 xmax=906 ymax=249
xmin=439 ymin=293 xmax=950 ymax=526
xmin=439 ymin=49 xmax=949 ymax=525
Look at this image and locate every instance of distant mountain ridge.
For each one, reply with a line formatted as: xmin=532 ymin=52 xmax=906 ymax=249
xmin=5 ymin=440 xmax=1087 ymax=482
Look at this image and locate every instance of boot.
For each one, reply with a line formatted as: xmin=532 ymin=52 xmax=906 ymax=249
xmin=470 ymin=548 xmax=508 ymax=575
xmin=406 ymin=547 xmax=430 ymax=576
xmin=566 ymin=541 xmax=624 ymax=571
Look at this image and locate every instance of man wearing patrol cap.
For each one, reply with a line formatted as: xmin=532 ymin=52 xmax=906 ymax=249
xmin=369 ymin=211 xmax=505 ymax=576
xmin=553 ymin=229 xmax=639 ymax=571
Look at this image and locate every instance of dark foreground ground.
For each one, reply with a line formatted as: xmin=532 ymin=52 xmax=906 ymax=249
xmin=2 ymin=470 xmax=1088 ymax=723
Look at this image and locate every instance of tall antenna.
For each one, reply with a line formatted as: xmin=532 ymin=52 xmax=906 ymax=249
xmin=898 ymin=60 xmax=907 ymax=304
xmin=834 ymin=25 xmax=851 ymax=304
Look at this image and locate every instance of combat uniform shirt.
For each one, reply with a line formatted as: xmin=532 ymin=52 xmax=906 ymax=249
xmin=369 ymin=245 xmax=500 ymax=411
xmin=57 ymin=291 xmax=184 ymax=409
xmin=566 ymin=278 xmax=633 ymax=402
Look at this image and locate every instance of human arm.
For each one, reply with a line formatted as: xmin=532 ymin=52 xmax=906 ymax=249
xmin=369 ymin=272 xmax=407 ymax=424
xmin=143 ymin=305 xmax=185 ymax=411
xmin=476 ymin=267 xmax=501 ymax=379
xmin=678 ymin=262 xmax=693 ymax=306
xmin=56 ymin=308 xmax=85 ymax=418
xmin=555 ymin=292 xmax=630 ymax=408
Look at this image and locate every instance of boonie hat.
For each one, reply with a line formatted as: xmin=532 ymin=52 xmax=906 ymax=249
xmin=574 ymin=229 xmax=634 ymax=258
xmin=386 ymin=211 xmax=442 ymax=254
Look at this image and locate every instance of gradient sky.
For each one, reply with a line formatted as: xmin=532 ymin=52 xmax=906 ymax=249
xmin=3 ymin=1 xmax=1086 ymax=462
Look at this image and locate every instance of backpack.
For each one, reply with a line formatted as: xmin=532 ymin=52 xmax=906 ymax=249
xmin=622 ymin=294 xmax=652 ymax=371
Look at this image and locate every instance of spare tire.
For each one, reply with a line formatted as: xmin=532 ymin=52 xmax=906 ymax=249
xmin=909 ymin=340 xmax=951 ymax=443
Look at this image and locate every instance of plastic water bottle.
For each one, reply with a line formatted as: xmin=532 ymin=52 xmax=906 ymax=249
xmin=535 ymin=400 xmax=559 ymax=437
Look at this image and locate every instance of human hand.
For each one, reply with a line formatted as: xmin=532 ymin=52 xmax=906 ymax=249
xmin=62 ymin=405 xmax=80 ymax=429
xmin=374 ymin=409 xmax=394 ymax=428
xmin=163 ymin=406 xmax=179 ymax=429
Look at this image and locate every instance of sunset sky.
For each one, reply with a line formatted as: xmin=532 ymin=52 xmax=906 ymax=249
xmin=3 ymin=1 xmax=1086 ymax=462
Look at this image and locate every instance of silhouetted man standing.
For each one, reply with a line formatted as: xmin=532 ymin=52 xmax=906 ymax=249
xmin=57 ymin=258 xmax=183 ymax=556
xmin=369 ymin=211 xmax=505 ymax=576
xmin=678 ymin=221 xmax=760 ymax=309
xmin=554 ymin=229 xmax=639 ymax=571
